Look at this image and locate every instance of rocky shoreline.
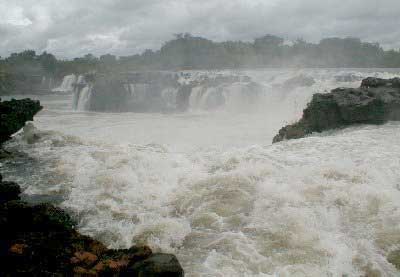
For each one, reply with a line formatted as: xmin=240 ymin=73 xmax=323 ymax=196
xmin=273 ymin=77 xmax=400 ymax=143
xmin=0 ymin=98 xmax=184 ymax=276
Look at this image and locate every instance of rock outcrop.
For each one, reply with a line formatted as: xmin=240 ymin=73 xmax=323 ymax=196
xmin=0 ymin=98 xmax=42 ymax=144
xmin=0 ymin=174 xmax=184 ymax=276
xmin=273 ymin=77 xmax=400 ymax=143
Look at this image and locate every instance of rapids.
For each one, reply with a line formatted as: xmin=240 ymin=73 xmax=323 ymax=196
xmin=1 ymin=69 xmax=400 ymax=276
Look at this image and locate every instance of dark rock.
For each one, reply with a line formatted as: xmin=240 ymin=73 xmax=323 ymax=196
xmin=0 ymin=179 xmax=184 ymax=276
xmin=70 ymin=251 xmax=98 ymax=266
xmin=361 ymin=77 xmax=400 ymax=88
xmin=127 ymin=253 xmax=184 ymax=277
xmin=277 ymin=75 xmax=315 ymax=91
xmin=273 ymin=77 xmax=400 ymax=143
xmin=0 ymin=98 xmax=42 ymax=144
xmin=388 ymin=250 xmax=400 ymax=270
xmin=31 ymin=203 xmax=75 ymax=231
xmin=0 ymin=181 xmax=21 ymax=204
xmin=74 ymin=72 xmax=180 ymax=112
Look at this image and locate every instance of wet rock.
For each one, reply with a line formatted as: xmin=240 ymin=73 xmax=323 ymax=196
xmin=0 ymin=148 xmax=12 ymax=159
xmin=361 ymin=77 xmax=400 ymax=88
xmin=31 ymin=203 xmax=74 ymax=231
xmin=273 ymin=77 xmax=400 ymax=143
xmin=0 ymin=98 xmax=42 ymax=144
xmin=0 ymin=180 xmax=21 ymax=204
xmin=73 ymin=266 xmax=97 ymax=276
xmin=70 ymin=251 xmax=98 ymax=266
xmin=127 ymin=253 xmax=184 ymax=277
xmin=0 ymin=179 xmax=184 ymax=276
xmin=388 ymin=250 xmax=400 ymax=270
xmin=9 ymin=243 xmax=28 ymax=255
xmin=277 ymin=74 xmax=315 ymax=91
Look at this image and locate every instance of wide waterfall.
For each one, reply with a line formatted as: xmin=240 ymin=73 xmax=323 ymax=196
xmin=72 ymin=71 xmax=267 ymax=113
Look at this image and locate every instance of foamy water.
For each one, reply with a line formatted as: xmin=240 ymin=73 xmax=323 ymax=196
xmin=2 ymin=69 xmax=400 ymax=276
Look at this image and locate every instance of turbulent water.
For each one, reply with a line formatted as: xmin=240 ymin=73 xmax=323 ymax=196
xmin=2 ymin=69 xmax=400 ymax=276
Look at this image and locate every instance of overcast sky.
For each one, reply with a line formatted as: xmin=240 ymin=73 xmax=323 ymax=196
xmin=0 ymin=0 xmax=399 ymax=58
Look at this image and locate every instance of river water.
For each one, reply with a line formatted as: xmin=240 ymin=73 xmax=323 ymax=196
xmin=1 ymin=69 xmax=400 ymax=276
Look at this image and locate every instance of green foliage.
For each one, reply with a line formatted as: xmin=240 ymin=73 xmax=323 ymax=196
xmin=0 ymin=34 xmax=399 ymax=92
xmin=117 ymin=34 xmax=400 ymax=69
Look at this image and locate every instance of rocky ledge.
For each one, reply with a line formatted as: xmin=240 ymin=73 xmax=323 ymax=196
xmin=273 ymin=77 xmax=400 ymax=143
xmin=0 ymin=175 xmax=183 ymax=276
xmin=0 ymin=98 xmax=42 ymax=144
xmin=0 ymin=98 xmax=184 ymax=276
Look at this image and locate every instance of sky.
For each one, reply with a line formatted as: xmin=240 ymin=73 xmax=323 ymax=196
xmin=0 ymin=0 xmax=399 ymax=58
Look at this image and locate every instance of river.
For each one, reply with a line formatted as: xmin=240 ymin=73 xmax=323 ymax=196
xmin=2 ymin=69 xmax=400 ymax=276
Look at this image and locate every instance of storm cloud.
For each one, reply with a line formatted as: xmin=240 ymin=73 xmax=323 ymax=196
xmin=0 ymin=0 xmax=399 ymax=58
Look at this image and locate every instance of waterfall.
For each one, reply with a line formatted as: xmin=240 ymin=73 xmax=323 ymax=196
xmin=75 ymin=85 xmax=92 ymax=111
xmin=53 ymin=74 xmax=77 ymax=92
xmin=72 ymin=75 xmax=92 ymax=110
xmin=69 ymin=72 xmax=267 ymax=112
xmin=188 ymin=86 xmax=205 ymax=109
xmin=161 ymin=87 xmax=178 ymax=109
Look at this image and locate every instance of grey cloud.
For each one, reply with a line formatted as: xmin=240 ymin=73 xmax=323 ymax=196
xmin=0 ymin=0 xmax=399 ymax=58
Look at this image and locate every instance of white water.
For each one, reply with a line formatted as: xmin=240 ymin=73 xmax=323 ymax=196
xmin=53 ymin=74 xmax=77 ymax=93
xmin=2 ymin=69 xmax=400 ymax=276
xmin=75 ymin=85 xmax=92 ymax=111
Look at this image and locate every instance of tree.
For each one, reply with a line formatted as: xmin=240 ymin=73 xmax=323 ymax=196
xmin=99 ymin=54 xmax=117 ymax=64
xmin=39 ymin=52 xmax=57 ymax=75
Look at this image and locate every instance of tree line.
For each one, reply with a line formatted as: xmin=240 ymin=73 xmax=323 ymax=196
xmin=1 ymin=34 xmax=400 ymax=86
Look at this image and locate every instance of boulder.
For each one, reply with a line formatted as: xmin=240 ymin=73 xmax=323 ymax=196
xmin=273 ymin=77 xmax=400 ymax=143
xmin=0 ymin=98 xmax=42 ymax=144
xmin=127 ymin=253 xmax=184 ymax=277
